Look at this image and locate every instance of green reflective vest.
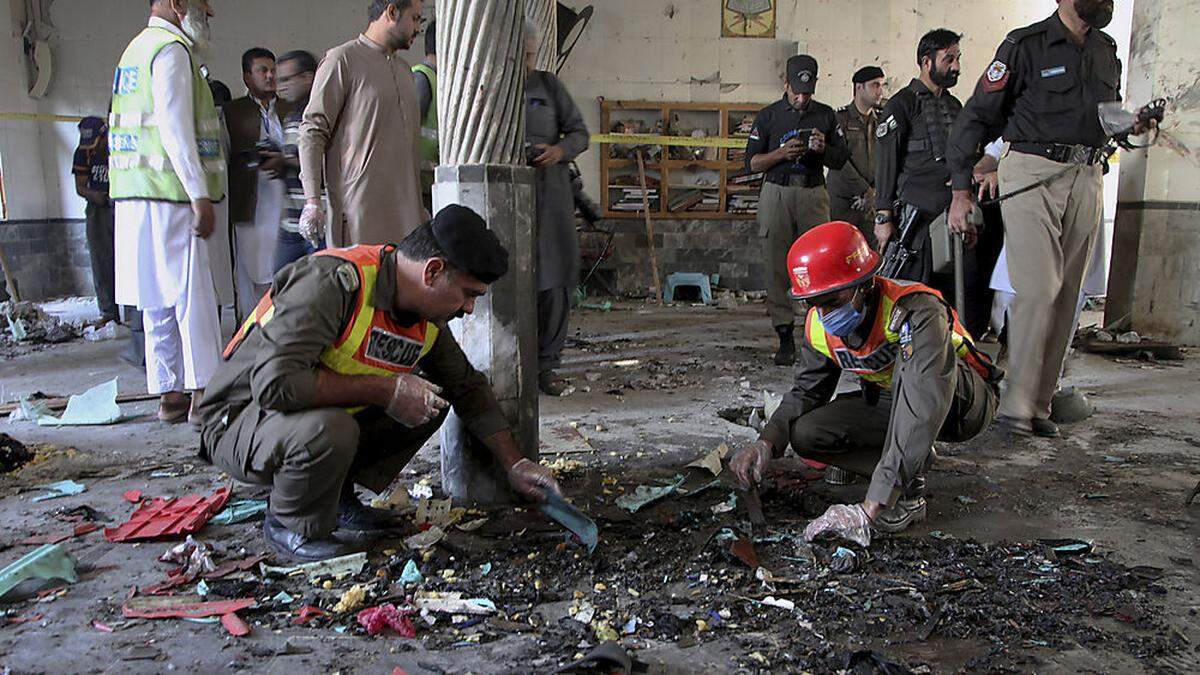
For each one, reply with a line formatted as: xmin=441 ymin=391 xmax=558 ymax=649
xmin=411 ymin=62 xmax=439 ymax=188
xmin=109 ymin=26 xmax=226 ymax=203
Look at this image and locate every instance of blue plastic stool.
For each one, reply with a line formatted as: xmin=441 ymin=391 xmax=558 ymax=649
xmin=663 ymin=272 xmax=713 ymax=304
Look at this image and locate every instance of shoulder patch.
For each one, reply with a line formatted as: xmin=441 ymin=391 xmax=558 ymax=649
xmin=876 ymin=115 xmax=897 ymax=138
xmin=335 ymin=263 xmax=360 ymax=293
xmin=899 ymin=321 xmax=914 ymax=361
xmin=983 ymin=60 xmax=1010 ymax=93
xmin=887 ymin=306 xmax=908 ymax=333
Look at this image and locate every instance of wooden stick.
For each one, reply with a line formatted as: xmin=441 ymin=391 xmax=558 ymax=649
xmin=0 ymin=392 xmax=159 ymax=416
xmin=0 ymin=243 xmax=19 ymax=303
xmin=636 ymin=151 xmax=662 ymax=302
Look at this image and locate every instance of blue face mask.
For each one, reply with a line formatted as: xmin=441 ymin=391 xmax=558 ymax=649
xmin=820 ymin=302 xmax=865 ymax=337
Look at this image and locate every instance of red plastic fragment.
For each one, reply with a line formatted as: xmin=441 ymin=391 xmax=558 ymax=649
xmin=141 ymin=554 xmax=271 ymax=595
xmin=105 ymin=486 xmax=231 ymax=542
xmin=292 ymin=605 xmax=328 ymax=626
xmin=392 ymin=669 xmax=410 ymax=675
xmin=122 ymin=597 xmax=255 ymax=619
xmin=18 ymin=522 xmax=100 ymax=545
xmin=730 ymin=537 xmax=761 ymax=569
xmin=221 ymin=612 xmax=251 ymax=636
xmin=6 ymin=613 xmax=44 ymax=624
xmin=357 ymin=604 xmax=416 ymax=637
xmin=123 ymin=489 xmax=142 ymax=503
xmin=92 ymin=620 xmax=114 ymax=633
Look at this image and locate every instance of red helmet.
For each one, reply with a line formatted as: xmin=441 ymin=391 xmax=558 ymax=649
xmin=787 ymin=221 xmax=881 ymax=299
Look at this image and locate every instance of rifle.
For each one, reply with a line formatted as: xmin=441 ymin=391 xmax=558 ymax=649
xmin=878 ymin=203 xmax=921 ymax=278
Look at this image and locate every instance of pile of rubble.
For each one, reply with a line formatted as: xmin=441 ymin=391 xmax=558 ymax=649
xmin=1 ymin=301 xmax=80 ymax=348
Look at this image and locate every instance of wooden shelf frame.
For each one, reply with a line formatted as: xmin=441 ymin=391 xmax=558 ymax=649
xmin=599 ymin=99 xmax=765 ymax=220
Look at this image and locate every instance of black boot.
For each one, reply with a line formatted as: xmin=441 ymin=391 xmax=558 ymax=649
xmin=337 ymin=490 xmax=402 ymax=535
xmin=773 ymin=325 xmax=796 ymax=366
xmin=874 ymin=473 xmax=928 ymax=534
xmin=263 ymin=511 xmax=360 ymax=563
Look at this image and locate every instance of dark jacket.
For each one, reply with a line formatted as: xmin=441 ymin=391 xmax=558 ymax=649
xmin=225 ymin=95 xmax=293 ymax=224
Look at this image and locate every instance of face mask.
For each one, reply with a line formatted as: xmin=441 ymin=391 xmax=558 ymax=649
xmin=1074 ymin=0 xmax=1114 ymax=28
xmin=820 ymin=302 xmax=865 ymax=337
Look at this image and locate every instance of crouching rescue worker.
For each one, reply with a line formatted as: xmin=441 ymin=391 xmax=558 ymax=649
xmin=730 ymin=221 xmax=1001 ymax=546
xmin=197 ymin=205 xmax=562 ymax=561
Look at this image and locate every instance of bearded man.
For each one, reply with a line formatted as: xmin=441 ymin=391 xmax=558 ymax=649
xmin=110 ymin=0 xmax=226 ymax=425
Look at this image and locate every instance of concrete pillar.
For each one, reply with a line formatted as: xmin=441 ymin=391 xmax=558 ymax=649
xmin=436 ymin=0 xmax=538 ymax=503
xmin=1105 ymin=0 xmax=1200 ymax=345
xmin=525 ymin=0 xmax=558 ymax=72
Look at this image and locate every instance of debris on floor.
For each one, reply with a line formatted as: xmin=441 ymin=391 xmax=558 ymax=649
xmin=33 ymin=378 xmax=123 ymax=426
xmin=0 ymin=544 xmax=78 ymax=601
xmin=0 ymin=434 xmax=34 ymax=473
xmin=104 ymin=486 xmax=231 ymax=542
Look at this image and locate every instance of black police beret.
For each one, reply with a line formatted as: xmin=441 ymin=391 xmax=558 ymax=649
xmin=430 ymin=204 xmax=509 ymax=284
xmin=853 ymin=66 xmax=885 ymax=84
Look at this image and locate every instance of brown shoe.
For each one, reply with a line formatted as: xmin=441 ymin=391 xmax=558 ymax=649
xmin=157 ymin=391 xmax=189 ymax=423
xmin=187 ymin=389 xmax=204 ymax=429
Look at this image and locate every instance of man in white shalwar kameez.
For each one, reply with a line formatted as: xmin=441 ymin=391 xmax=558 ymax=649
xmin=110 ymin=0 xmax=225 ymax=425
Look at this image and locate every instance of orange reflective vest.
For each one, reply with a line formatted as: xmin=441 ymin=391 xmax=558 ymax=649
xmin=805 ymin=278 xmax=997 ymax=389
xmin=222 ymin=246 xmax=440 ymax=409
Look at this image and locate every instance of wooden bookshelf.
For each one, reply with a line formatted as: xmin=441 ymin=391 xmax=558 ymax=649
xmin=599 ymin=99 xmax=766 ymax=220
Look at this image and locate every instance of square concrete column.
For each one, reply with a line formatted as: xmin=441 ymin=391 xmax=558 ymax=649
xmin=435 ymin=165 xmax=538 ymax=503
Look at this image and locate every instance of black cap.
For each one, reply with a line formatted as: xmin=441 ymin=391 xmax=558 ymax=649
xmin=787 ymin=54 xmax=819 ymax=94
xmin=430 ymin=205 xmax=509 ymax=284
xmin=78 ymin=116 xmax=106 ymax=146
xmin=852 ymin=66 xmax=885 ymax=84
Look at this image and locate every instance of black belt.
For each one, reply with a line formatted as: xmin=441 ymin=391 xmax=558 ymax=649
xmin=764 ymin=173 xmax=825 ymax=188
xmin=1010 ymin=142 xmax=1105 ymax=165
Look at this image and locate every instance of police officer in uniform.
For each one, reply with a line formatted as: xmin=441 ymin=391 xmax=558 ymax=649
xmin=729 ymin=221 xmax=1001 ymax=542
xmin=746 ymin=54 xmax=850 ymax=366
xmin=874 ymin=30 xmax=965 ymax=299
xmin=828 ymin=66 xmax=885 ymax=248
xmin=946 ymin=0 xmax=1150 ymax=438
xmin=197 ymin=206 xmax=562 ymax=562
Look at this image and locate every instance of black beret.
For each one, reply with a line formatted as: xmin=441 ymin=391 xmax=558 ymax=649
xmin=853 ymin=66 xmax=885 ymax=84
xmin=430 ymin=204 xmax=509 ymax=284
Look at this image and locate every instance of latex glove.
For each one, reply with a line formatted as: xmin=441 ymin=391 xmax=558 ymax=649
xmin=803 ymin=503 xmax=872 ymax=547
xmin=508 ymin=458 xmax=563 ymax=501
xmin=298 ymin=202 xmax=326 ymax=245
xmin=384 ymin=373 xmax=448 ymax=428
xmin=730 ymin=439 xmax=772 ymax=489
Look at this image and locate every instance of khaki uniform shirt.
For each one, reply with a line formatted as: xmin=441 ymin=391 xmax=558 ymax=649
xmin=198 ymin=250 xmax=509 ymax=451
xmin=299 ymin=35 xmax=424 ymax=247
xmin=826 ymin=101 xmax=878 ymax=199
xmin=760 ymin=292 xmax=957 ymax=506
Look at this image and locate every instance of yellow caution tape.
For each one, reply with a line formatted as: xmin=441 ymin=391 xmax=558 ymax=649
xmin=0 ymin=112 xmax=83 ymax=123
xmin=591 ymin=133 xmax=747 ymax=149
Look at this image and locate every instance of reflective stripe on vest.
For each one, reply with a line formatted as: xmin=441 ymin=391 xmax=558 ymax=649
xmin=805 ymin=278 xmax=992 ymax=389
xmin=411 ymin=63 xmax=439 ymax=162
xmin=108 ymin=26 xmax=227 ymax=203
xmin=220 ymin=246 xmax=440 ymax=411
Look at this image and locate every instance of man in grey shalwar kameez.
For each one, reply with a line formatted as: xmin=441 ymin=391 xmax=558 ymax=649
xmin=524 ymin=31 xmax=589 ymax=396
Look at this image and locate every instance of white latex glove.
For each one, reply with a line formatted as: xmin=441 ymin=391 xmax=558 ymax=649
xmin=384 ymin=373 xmax=448 ymax=428
xmin=507 ymin=458 xmax=563 ymax=501
xmin=803 ymin=503 xmax=872 ymax=547
xmin=730 ymin=440 xmax=772 ymax=488
xmin=298 ymin=203 xmax=326 ymax=246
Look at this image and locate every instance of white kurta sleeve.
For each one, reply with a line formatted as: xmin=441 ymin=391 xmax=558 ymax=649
xmin=152 ymin=43 xmax=209 ymax=201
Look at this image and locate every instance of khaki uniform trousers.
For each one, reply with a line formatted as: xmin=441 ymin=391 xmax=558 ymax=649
xmin=205 ymin=403 xmax=444 ymax=538
xmin=758 ymin=181 xmax=830 ymax=327
xmin=789 ymin=358 xmax=997 ymax=489
xmin=998 ymin=150 xmax=1102 ymax=421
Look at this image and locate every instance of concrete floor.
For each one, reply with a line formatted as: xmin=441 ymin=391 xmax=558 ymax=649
xmin=0 ymin=300 xmax=1197 ymax=673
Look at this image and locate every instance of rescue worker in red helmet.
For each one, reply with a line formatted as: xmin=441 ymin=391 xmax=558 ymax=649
xmin=730 ymin=221 xmax=1001 ymax=545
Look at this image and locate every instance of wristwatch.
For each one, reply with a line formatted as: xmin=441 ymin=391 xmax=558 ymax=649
xmin=874 ymin=211 xmax=892 ymax=226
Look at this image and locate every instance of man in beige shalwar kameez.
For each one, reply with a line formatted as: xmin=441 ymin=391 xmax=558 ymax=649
xmin=297 ymin=0 xmax=425 ymax=247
